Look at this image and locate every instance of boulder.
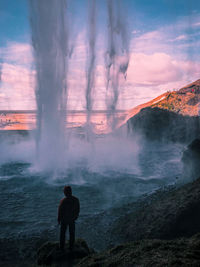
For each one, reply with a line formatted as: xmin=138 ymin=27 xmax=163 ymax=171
xmin=37 ymin=239 xmax=94 ymax=266
xmin=77 ymin=234 xmax=200 ymax=267
xmin=111 ymin=177 xmax=200 ymax=243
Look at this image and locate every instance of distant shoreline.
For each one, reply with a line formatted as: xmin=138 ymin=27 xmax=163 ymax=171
xmin=0 ymin=130 xmax=31 ymax=133
xmin=0 ymin=110 xmax=127 ymax=114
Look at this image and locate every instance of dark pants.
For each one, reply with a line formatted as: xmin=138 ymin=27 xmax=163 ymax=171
xmin=60 ymin=221 xmax=75 ymax=250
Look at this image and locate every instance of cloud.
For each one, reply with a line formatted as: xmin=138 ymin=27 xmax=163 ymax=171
xmin=127 ymin=53 xmax=183 ymax=86
xmin=0 ymin=62 xmax=2 ymax=82
xmin=135 ymin=31 xmax=162 ymax=41
xmin=0 ymin=63 xmax=35 ymax=110
xmin=192 ymin=21 xmax=200 ymax=27
xmin=117 ymin=52 xmax=200 ymax=109
xmin=121 ymin=17 xmax=200 ymax=108
xmin=173 ymin=34 xmax=188 ymax=41
xmin=132 ymin=30 xmax=140 ymax=34
xmin=2 ymin=63 xmax=34 ymax=88
xmin=0 ymin=42 xmax=35 ymax=109
xmin=0 ymin=42 xmax=33 ymax=66
xmin=130 ymin=30 xmax=171 ymax=55
xmin=1 ymin=15 xmax=200 ymax=111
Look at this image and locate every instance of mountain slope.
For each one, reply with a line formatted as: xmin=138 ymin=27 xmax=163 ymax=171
xmin=127 ymin=79 xmax=200 ymax=122
xmin=151 ymin=79 xmax=200 ymax=116
xmin=125 ymin=79 xmax=200 ymax=143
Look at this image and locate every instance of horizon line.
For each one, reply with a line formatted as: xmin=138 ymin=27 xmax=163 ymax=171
xmin=0 ymin=109 xmax=128 ymax=114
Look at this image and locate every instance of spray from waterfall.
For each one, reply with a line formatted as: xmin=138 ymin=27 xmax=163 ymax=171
xmin=29 ymin=0 xmax=70 ymax=170
xmin=105 ymin=0 xmax=130 ymax=130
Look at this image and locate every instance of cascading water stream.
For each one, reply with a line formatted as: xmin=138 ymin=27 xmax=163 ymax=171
xmin=105 ymin=0 xmax=130 ymax=131
xmin=85 ymin=0 xmax=97 ymax=141
xmin=29 ymin=0 xmax=70 ymax=170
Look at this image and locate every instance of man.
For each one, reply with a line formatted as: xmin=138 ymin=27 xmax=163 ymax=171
xmin=58 ymin=186 xmax=80 ymax=250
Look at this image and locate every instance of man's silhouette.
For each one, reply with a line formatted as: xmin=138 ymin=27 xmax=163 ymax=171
xmin=58 ymin=186 xmax=80 ymax=250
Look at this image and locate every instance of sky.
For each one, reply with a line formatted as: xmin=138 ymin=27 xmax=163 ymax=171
xmin=0 ymin=0 xmax=200 ymax=110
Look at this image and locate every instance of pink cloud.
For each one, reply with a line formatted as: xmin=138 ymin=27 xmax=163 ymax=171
xmin=136 ymin=31 xmax=162 ymax=41
xmin=192 ymin=21 xmax=200 ymax=27
xmin=117 ymin=52 xmax=200 ymax=110
xmin=127 ymin=53 xmax=183 ymax=86
xmin=0 ymin=42 xmax=33 ymax=65
xmin=1 ymin=22 xmax=200 ymax=111
xmin=0 ymin=42 xmax=35 ymax=109
xmin=174 ymin=35 xmax=188 ymax=41
xmin=0 ymin=63 xmax=35 ymax=110
xmin=2 ymin=63 xmax=34 ymax=86
xmin=131 ymin=30 xmax=169 ymax=54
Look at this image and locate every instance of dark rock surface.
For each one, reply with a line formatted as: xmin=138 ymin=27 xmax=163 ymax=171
xmin=0 ymin=235 xmax=49 ymax=267
xmin=111 ymin=177 xmax=200 ymax=244
xmin=125 ymin=79 xmax=200 ymax=130
xmin=37 ymin=239 xmax=94 ymax=266
xmin=127 ymin=107 xmax=200 ymax=143
xmin=77 ymin=234 xmax=200 ymax=267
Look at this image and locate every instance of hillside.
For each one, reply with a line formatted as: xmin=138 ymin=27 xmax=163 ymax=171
xmin=126 ymin=79 xmax=200 ymax=123
xmin=124 ymin=79 xmax=200 ymax=143
xmin=152 ymin=79 xmax=200 ymax=116
xmin=127 ymin=107 xmax=200 ymax=143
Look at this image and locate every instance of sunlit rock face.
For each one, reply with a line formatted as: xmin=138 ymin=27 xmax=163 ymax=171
xmin=151 ymin=79 xmax=200 ymax=116
xmin=123 ymin=80 xmax=200 ymax=144
xmin=124 ymin=79 xmax=200 ymax=143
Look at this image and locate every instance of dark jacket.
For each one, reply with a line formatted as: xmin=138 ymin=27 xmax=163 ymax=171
xmin=58 ymin=195 xmax=80 ymax=224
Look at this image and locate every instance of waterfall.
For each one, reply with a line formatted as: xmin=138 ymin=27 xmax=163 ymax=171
xmin=29 ymin=0 xmax=70 ymax=169
xmin=105 ymin=0 xmax=130 ymax=130
xmin=85 ymin=0 xmax=97 ymax=140
xmin=29 ymin=0 xmax=129 ymax=170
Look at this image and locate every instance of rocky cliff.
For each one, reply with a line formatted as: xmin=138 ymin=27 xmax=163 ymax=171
xmin=127 ymin=107 xmax=200 ymax=143
xmin=152 ymin=79 xmax=200 ymax=116
xmin=127 ymin=79 xmax=200 ymax=120
xmin=126 ymin=79 xmax=200 ymax=143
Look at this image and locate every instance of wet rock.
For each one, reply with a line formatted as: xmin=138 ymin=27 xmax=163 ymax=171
xmin=77 ymin=233 xmax=200 ymax=267
xmin=111 ymin=177 xmax=200 ymax=243
xmin=37 ymin=239 xmax=94 ymax=266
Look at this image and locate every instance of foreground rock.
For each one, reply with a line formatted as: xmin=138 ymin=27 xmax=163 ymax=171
xmin=78 ymin=234 xmax=200 ymax=266
xmin=37 ymin=239 xmax=94 ymax=266
xmin=3 ymin=175 xmax=200 ymax=266
xmin=111 ymin=177 xmax=200 ymax=243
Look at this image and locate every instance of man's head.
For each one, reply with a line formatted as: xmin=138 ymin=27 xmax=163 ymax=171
xmin=64 ymin=185 xmax=72 ymax=197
